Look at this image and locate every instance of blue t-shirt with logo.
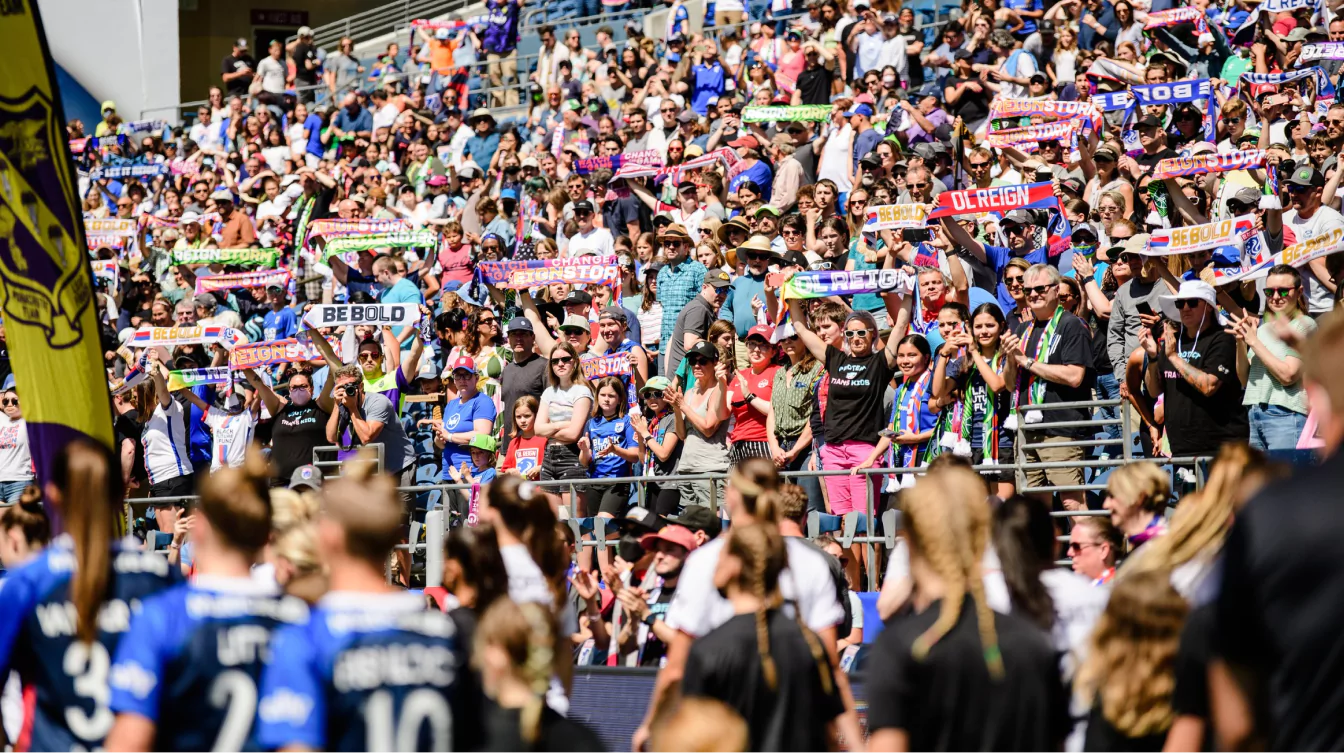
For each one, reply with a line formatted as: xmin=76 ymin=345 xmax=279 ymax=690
xmin=441 ymin=392 xmax=497 ymax=472
xmin=263 ymin=307 xmax=298 ymax=341
xmin=586 ymin=414 xmax=636 ymax=478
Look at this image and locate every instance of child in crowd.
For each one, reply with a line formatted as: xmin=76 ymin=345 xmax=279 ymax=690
xmin=448 ymin=433 xmax=499 ymax=487
xmin=501 ymin=395 xmax=546 ymax=480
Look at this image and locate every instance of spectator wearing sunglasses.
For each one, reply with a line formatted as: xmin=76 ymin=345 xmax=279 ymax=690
xmin=1106 ymin=234 xmax=1175 ymax=386
xmin=1228 ymin=265 xmax=1316 ymax=453
xmin=1140 ymin=280 xmax=1248 ymax=459
xmin=0 ymin=383 xmax=31 ymax=505
xmin=721 ymin=236 xmax=774 ymax=340
xmin=1283 ymin=165 xmax=1344 ymax=317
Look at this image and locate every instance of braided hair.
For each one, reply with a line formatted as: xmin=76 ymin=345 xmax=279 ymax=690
xmin=903 ymin=465 xmax=1004 ymax=677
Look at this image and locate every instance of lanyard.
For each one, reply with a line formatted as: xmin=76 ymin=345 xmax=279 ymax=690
xmin=1012 ymin=305 xmax=1065 ymax=416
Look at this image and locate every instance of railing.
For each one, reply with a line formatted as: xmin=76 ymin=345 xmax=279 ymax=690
xmin=287 ymin=0 xmax=477 ymax=50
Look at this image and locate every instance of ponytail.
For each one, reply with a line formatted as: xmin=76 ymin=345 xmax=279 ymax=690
xmin=729 ymin=459 xmax=782 ymax=523
xmin=487 ymin=474 xmax=568 ymax=610
xmin=52 ymin=440 xmax=124 ymax=644
xmin=0 ymin=487 xmax=51 ymax=551
xmin=472 ymin=599 xmax=560 ymax=745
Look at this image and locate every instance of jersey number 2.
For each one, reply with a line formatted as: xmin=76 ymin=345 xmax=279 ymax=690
xmin=210 ymin=670 xmax=258 ymax=751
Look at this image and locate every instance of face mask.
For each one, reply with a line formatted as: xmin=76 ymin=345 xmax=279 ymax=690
xmin=883 ymin=75 xmax=896 ymax=87
xmin=1073 ymin=243 xmax=1097 ymax=257
xmin=290 ymin=388 xmax=312 ymax=406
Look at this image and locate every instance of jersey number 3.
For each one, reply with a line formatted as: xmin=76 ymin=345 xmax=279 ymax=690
xmin=64 ymin=642 xmax=114 ymax=742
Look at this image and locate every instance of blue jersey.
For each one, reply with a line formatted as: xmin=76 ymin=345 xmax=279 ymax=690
xmin=0 ymin=540 xmax=179 ymax=751
xmin=263 ymin=307 xmax=299 ymax=341
xmin=255 ymin=591 xmax=467 ymax=752
xmin=586 ymin=414 xmax=636 ymax=478
xmin=108 ymin=577 xmax=309 ymax=752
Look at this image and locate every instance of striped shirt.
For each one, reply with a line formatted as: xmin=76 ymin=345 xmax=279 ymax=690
xmin=657 ymin=257 xmax=709 ymax=353
xmin=1243 ymin=313 xmax=1314 ymax=414
xmin=771 ymin=359 xmax=824 ymax=440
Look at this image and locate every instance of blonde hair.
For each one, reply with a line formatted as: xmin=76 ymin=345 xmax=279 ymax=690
xmin=649 ymin=697 xmax=749 ymax=751
xmin=902 ymin=466 xmax=1002 ymax=676
xmin=729 ymin=458 xmax=782 ymax=524
xmin=473 ymin=599 xmax=558 ymax=744
xmin=197 ymin=447 xmax=273 ymax=558
xmin=1106 ymin=461 xmax=1170 ymax=517
xmin=1075 ymin=569 xmax=1188 ymax=738
xmin=269 ymin=487 xmax=320 ymax=535
xmin=321 ymin=452 xmax=404 ymax=564
xmin=1123 ymin=444 xmax=1284 ymax=578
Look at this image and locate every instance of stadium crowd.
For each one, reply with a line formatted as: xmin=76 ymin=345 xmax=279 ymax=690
xmin=4 ymin=0 xmax=1344 ymax=747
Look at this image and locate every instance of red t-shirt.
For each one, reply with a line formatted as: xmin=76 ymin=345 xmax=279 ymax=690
xmin=502 ymin=434 xmax=548 ymax=478
xmin=726 ymin=364 xmax=779 ymax=443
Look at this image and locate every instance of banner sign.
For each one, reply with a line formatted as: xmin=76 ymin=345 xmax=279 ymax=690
xmin=477 ymin=255 xmax=621 ymax=290
xmin=987 ymin=98 xmax=1102 ymax=132
xmin=580 ymin=351 xmax=632 ymax=380
xmin=779 ymin=268 xmax=917 ymax=300
xmin=927 ymin=181 xmax=1059 ymax=219
xmin=303 ymin=303 xmax=422 ymax=329
xmin=85 ymin=217 xmax=139 ymax=251
xmin=118 ymin=119 xmax=169 ymax=135
xmin=1143 ymin=215 xmax=1256 ymax=256
xmin=985 ymin=120 xmax=1081 ymax=148
xmin=1152 ymin=149 xmax=1265 ymax=180
xmin=166 ymin=366 xmax=232 ymax=391
xmin=1301 ymin=42 xmax=1344 ymax=62
xmin=612 ymin=147 xmax=740 ymax=183
xmin=1239 ymin=68 xmax=1335 ymax=98
xmin=91 ymin=259 xmax=119 ymax=286
xmin=741 ymin=104 xmax=832 ymax=123
xmin=303 ymin=217 xmax=412 ymax=244
xmin=229 ymin=335 xmax=342 ymax=370
xmin=88 ymin=163 xmax=168 ymax=181
xmin=194 ymin=268 xmax=291 ymax=294
xmin=1143 ymin=7 xmax=1208 ymax=34
xmin=1126 ymin=79 xmax=1218 ymax=141
xmin=126 ymin=325 xmax=244 ymax=349
xmin=171 ymin=247 xmax=281 ymax=267
xmin=863 ymin=203 xmax=932 ymax=231
xmin=1284 ymin=227 xmax=1344 ymax=269
xmin=573 ymin=150 xmax=662 ymax=175
xmin=319 ymin=230 xmax=439 ymax=259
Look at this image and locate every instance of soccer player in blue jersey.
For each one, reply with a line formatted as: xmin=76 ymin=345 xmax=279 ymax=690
xmin=0 ymin=441 xmax=179 ymax=751
xmin=104 ymin=451 xmax=309 ymax=752
xmin=254 ymin=461 xmax=472 ymax=752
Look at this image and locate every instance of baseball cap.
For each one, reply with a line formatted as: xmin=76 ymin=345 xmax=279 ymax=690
xmin=448 ymin=356 xmax=477 ymax=374
xmin=615 ymin=505 xmax=663 ymax=535
xmin=952 ymin=48 xmax=973 ymax=61
xmin=234 ymin=37 xmax=248 ymax=49
xmin=457 ymin=165 xmax=482 ymax=180
xmin=101 ymin=100 xmax=116 ymax=113
xmin=1002 ymin=209 xmax=1034 ymax=226
xmin=211 ymin=189 xmax=234 ymax=202
xmin=677 ymin=110 xmax=697 ymax=124
xmin=559 ymin=314 xmax=591 ymax=332
xmin=297 ymin=25 xmax=313 ymax=36
xmin=666 ymin=505 xmax=722 ymax=539
xmin=193 ymin=294 xmax=217 ymax=309
xmin=426 ymin=174 xmax=449 ymax=187
xmin=506 ymin=317 xmax=535 ymax=334
xmin=1286 ymin=165 xmax=1325 ymax=187
xmin=1136 ymin=114 xmax=1164 ymax=128
xmin=1229 ymin=186 xmax=1262 ymax=206
xmin=687 ymin=340 xmax=719 ymax=361
xmin=468 ymin=433 xmax=498 ymax=453
xmin=704 ymin=269 xmax=732 ymax=289
xmin=561 ymin=290 xmax=593 ymax=307
xmin=641 ymin=376 xmax=672 ymax=394
xmin=179 ymin=211 xmax=202 ymax=225
xmin=289 ymin=465 xmax=324 ymax=492
xmin=843 ymin=103 xmax=875 ymax=118
xmin=638 ymin=525 xmax=699 ymax=553
xmin=728 ymin=134 xmax=761 ymax=150
xmin=746 ymin=324 xmax=774 ymax=342
xmin=1094 ymin=145 xmax=1119 ymax=161
xmin=598 ymin=306 xmax=628 ymax=323
xmin=573 ymin=199 xmax=596 ymax=214
xmin=1029 ymin=72 xmax=1049 ymax=85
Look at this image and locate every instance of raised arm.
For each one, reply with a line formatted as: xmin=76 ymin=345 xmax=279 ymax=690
xmin=786 ymin=296 xmax=830 ymax=363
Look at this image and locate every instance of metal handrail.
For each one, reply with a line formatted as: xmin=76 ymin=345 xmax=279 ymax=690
xmin=287 ymin=0 xmax=478 ymax=50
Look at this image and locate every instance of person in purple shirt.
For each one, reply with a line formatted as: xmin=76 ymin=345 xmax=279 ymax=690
xmin=482 ymin=0 xmax=522 ymax=107
xmin=900 ymin=84 xmax=952 ymax=145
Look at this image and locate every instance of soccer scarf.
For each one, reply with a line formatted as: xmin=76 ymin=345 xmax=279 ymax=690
xmin=1239 ymin=68 xmax=1336 ymax=99
xmin=303 ymin=303 xmax=423 ymax=329
xmin=125 ymin=325 xmax=244 ymax=349
xmin=927 ymin=181 xmax=1060 ymax=219
xmin=88 ymin=164 xmax=167 ymax=180
xmin=987 ymin=98 xmax=1102 ymax=132
xmin=572 ymin=150 xmax=662 ymax=175
xmin=229 ymin=335 xmax=343 ymax=370
xmin=167 ymin=367 xmax=232 ymax=391
xmin=1143 ymin=7 xmax=1209 ymax=37
xmin=1006 ymin=306 xmax=1065 ymax=430
xmin=1301 ymin=42 xmax=1344 ymax=62
xmin=779 ymin=268 xmax=917 ymax=300
xmin=118 ymin=119 xmax=168 ymax=135
xmin=303 ymin=217 xmax=412 ymax=244
xmin=292 ymin=194 xmax=318 ymax=249
xmin=170 ymin=248 xmax=281 ymax=267
xmin=1123 ymin=79 xmax=1219 ymax=141
xmin=319 ymin=231 xmax=439 ymax=260
xmin=477 ymin=255 xmax=621 ymax=290
xmin=1142 ymin=215 xmax=1256 ymax=256
xmin=1150 ymin=149 xmax=1265 ymax=180
xmin=935 ymin=390 xmax=973 ymax=459
xmin=741 ymin=104 xmax=832 ymax=123
xmin=862 ymin=204 xmax=932 ymax=231
xmin=892 ymin=369 xmax=933 ymax=467
xmin=985 ymin=120 xmax=1082 ymax=149
xmin=978 ymin=352 xmax=1007 ymax=464
xmin=194 ymin=268 xmax=292 ymax=295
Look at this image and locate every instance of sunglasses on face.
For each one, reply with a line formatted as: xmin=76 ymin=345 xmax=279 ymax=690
xmin=844 ymin=329 xmax=870 ymax=338
xmin=1175 ymin=299 xmax=1203 ymax=309
xmin=1 ymin=399 xmax=17 ymax=407
xmin=1003 ymin=225 xmax=1030 ymax=236
xmin=1023 ymin=284 xmax=1053 ymax=295
xmin=688 ymin=355 xmax=716 ymax=366
xmin=1266 ymin=286 xmax=1299 ymax=298
xmin=479 ymin=316 xmax=497 ymax=325
xmin=1287 ymin=185 xmax=1314 ymax=194
xmin=1005 ymin=275 xmax=1024 ymax=285
xmin=551 ymin=355 xmax=575 ymax=365
xmin=970 ymin=161 xmax=991 ymax=169
xmin=908 ymin=182 xmax=929 ymax=190
xmin=644 ymin=390 xmax=665 ymax=400
xmin=1118 ymin=254 xmax=1142 ymax=264
xmin=746 ymin=252 xmax=771 ymax=261
xmin=357 ymin=352 xmax=381 ymax=361
xmin=1226 ymin=202 xmax=1253 ymax=214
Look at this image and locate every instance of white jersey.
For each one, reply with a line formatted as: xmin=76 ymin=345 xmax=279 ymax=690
xmin=664 ymin=536 xmax=846 ymax=638
xmin=142 ymin=399 xmax=191 ymax=485
xmin=205 ymin=407 xmax=258 ymax=472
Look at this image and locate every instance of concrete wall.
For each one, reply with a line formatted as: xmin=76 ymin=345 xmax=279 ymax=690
xmin=38 ymin=0 xmax=181 ymax=123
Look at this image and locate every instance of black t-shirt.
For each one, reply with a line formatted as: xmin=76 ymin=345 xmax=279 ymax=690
xmin=602 ymin=191 xmax=648 ymax=239
xmin=1082 ymin=702 xmax=1168 ymax=752
xmin=1155 ymin=325 xmax=1247 ymax=457
xmin=221 ymin=54 xmax=255 ymax=97
xmin=1135 ymin=147 xmax=1179 ymax=171
xmin=667 ymin=295 xmax=719 ymax=384
xmin=864 ymin=596 xmax=1070 ymax=751
xmin=946 ymin=76 xmax=991 ymax=126
xmin=481 ymin=702 xmax=605 ymax=752
xmin=500 ymin=352 xmax=547 ymax=447
xmin=640 ymin=584 xmax=677 ymax=666
xmin=1010 ymin=310 xmax=1095 ymax=439
xmin=114 ymin=410 xmax=147 ymax=486
xmin=1171 ymin=602 xmax=1215 ymax=752
xmin=824 ymin=345 xmax=899 ymax=446
xmin=681 ymin=611 xmax=845 ymax=752
xmin=795 ymin=64 xmax=836 ymax=106
xmin=1213 ymin=451 xmax=1344 ymax=751
xmin=291 ymin=43 xmax=319 ymax=85
xmin=269 ymin=401 xmax=331 ymax=481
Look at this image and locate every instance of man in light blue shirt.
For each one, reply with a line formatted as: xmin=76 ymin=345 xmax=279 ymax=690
xmin=374 ymin=256 xmax=425 ymax=348
xmin=719 ymin=235 xmax=772 ymax=337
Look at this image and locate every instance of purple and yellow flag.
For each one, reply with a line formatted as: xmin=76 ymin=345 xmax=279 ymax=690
xmin=0 ymin=1 xmax=115 ymax=497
